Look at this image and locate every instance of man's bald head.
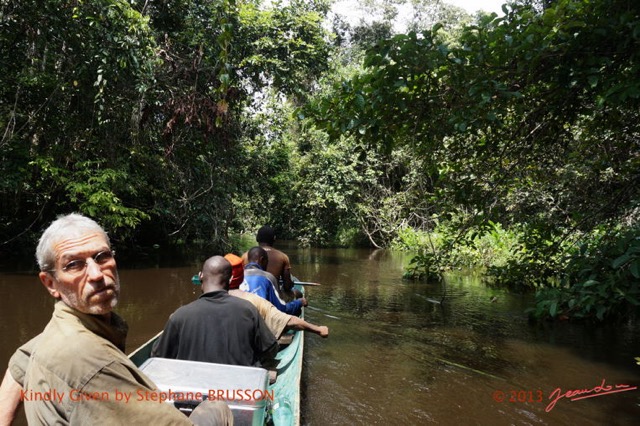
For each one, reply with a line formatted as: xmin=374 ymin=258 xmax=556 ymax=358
xmin=200 ymin=256 xmax=232 ymax=293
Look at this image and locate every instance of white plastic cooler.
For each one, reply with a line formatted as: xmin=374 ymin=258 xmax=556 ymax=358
xmin=139 ymin=357 xmax=270 ymax=425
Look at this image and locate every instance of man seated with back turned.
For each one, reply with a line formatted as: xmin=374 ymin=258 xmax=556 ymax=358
xmin=152 ymin=255 xmax=278 ymax=367
xmin=224 ymin=254 xmax=328 ymax=339
xmin=244 ymin=247 xmax=307 ymax=316
xmin=0 ymin=213 xmax=230 ymax=425
xmin=242 ymin=225 xmax=298 ymax=299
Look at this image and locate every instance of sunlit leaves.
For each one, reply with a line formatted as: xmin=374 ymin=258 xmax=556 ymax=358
xmin=303 ymin=1 xmax=640 ymax=322
xmin=236 ymin=0 xmax=331 ymax=99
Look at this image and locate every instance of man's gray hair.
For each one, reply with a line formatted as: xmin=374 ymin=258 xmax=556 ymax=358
xmin=36 ymin=213 xmax=110 ymax=271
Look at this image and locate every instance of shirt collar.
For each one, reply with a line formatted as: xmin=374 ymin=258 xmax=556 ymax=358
xmin=54 ymin=301 xmax=128 ymax=352
xmin=244 ymin=262 xmax=264 ymax=271
xmin=199 ymin=290 xmax=228 ymax=299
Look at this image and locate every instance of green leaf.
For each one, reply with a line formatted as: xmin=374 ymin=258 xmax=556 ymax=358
xmin=612 ymin=254 xmax=630 ymax=269
xmin=630 ymin=261 xmax=640 ymax=279
xmin=625 ymin=294 xmax=640 ymax=306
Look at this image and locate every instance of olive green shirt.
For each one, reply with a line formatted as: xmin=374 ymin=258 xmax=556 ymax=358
xmin=12 ymin=301 xmax=192 ymax=425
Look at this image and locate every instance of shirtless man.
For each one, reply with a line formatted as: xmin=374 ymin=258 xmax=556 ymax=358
xmin=242 ymin=226 xmax=296 ymax=297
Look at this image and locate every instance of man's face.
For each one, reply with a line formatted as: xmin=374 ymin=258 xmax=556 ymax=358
xmin=39 ymin=232 xmax=120 ymax=316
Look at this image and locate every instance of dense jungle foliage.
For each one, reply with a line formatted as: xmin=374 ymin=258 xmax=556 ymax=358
xmin=1 ymin=0 xmax=638 ymax=321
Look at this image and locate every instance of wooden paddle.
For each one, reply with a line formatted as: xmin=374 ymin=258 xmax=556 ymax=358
xmin=293 ymin=281 xmax=321 ymax=286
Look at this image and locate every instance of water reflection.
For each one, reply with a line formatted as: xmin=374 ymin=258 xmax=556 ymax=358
xmin=293 ymin=245 xmax=640 ymax=425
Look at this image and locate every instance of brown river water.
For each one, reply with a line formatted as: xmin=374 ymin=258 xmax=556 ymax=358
xmin=1 ymin=243 xmax=639 ymax=425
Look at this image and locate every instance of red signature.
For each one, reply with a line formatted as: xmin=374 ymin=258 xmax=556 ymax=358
xmin=546 ymin=378 xmax=637 ymax=412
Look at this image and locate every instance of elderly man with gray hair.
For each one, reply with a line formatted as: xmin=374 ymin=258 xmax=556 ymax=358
xmin=0 ymin=213 xmax=231 ymax=425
